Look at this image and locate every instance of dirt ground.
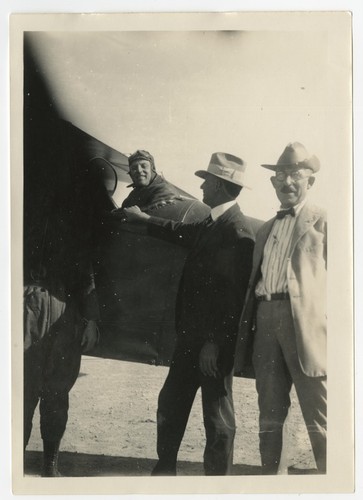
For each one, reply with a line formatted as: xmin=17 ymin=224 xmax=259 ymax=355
xmin=25 ymin=355 xmax=316 ymax=477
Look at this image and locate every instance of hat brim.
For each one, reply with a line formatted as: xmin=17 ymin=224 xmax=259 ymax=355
xmin=261 ymin=157 xmax=320 ymax=173
xmin=195 ymin=169 xmax=207 ymax=178
xmin=195 ymin=170 xmax=250 ymax=189
xmin=261 ymin=164 xmax=280 ymax=171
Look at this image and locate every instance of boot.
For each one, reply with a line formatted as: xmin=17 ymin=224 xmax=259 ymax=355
xmin=151 ymin=459 xmax=177 ymax=476
xmin=42 ymin=440 xmax=62 ymax=477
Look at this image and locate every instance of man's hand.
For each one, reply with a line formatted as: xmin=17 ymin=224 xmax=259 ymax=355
xmin=199 ymin=341 xmax=219 ymax=377
xmin=123 ymin=206 xmax=151 ymax=223
xmin=81 ymin=319 xmax=99 ymax=353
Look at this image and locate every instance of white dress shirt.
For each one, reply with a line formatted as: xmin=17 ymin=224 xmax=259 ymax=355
xmin=210 ymin=200 xmax=236 ymax=221
xmin=255 ymin=200 xmax=306 ymax=297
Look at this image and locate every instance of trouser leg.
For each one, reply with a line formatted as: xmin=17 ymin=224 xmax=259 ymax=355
xmin=39 ymin=313 xmax=82 ymax=443
xmin=152 ymin=344 xmax=199 ymax=475
xmin=277 ymin=312 xmax=327 ymax=474
xmin=293 ymin=377 xmax=327 ymax=473
xmin=24 ymin=345 xmax=44 ymax=448
xmin=39 ymin=393 xmax=71 ymax=443
xmin=39 ymin=315 xmax=82 ymax=478
xmin=201 ymin=370 xmax=236 ymax=475
xmin=253 ymin=301 xmax=293 ymax=474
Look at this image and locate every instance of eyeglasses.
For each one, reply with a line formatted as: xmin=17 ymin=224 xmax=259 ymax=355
xmin=275 ymin=169 xmax=310 ymax=182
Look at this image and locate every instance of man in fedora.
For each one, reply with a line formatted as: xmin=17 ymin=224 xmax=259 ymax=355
xmin=124 ymin=152 xmax=255 ymax=475
xmin=235 ymin=142 xmax=327 ymax=474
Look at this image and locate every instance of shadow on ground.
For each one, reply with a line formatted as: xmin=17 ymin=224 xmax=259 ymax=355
xmin=24 ymin=450 xmax=262 ymax=477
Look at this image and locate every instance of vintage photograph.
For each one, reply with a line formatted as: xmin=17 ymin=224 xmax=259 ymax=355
xmin=10 ymin=11 xmax=353 ymax=496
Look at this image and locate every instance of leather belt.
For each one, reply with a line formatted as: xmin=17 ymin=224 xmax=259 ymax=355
xmin=256 ymin=292 xmax=290 ymax=301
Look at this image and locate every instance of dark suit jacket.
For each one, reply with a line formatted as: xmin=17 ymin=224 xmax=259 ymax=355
xmin=147 ymin=204 xmax=255 ymax=363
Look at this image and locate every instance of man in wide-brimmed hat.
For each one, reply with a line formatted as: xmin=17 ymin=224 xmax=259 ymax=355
xmin=235 ymin=142 xmax=327 ymax=474
xmin=124 ymin=152 xmax=255 ymax=475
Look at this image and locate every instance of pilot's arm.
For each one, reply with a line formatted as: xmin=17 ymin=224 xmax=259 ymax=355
xmin=121 ymin=206 xmax=150 ymax=223
xmin=122 ymin=205 xmax=204 ymax=248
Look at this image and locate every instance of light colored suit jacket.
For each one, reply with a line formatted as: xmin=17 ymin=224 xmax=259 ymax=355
xmin=234 ymin=202 xmax=327 ymax=378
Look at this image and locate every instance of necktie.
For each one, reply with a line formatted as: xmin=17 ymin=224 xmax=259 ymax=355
xmin=203 ymin=214 xmax=214 ymax=227
xmin=276 ymin=207 xmax=295 ymax=219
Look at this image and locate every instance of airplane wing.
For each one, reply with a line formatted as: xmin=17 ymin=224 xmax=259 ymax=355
xmin=23 ymin=33 xmax=263 ymax=368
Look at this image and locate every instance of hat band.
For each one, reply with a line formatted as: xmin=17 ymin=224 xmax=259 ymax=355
xmin=277 ymin=159 xmax=309 ymax=167
xmin=208 ymin=162 xmax=244 ymax=184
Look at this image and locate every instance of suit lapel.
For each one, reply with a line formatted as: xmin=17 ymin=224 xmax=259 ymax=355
xmin=290 ymin=203 xmax=320 ymax=252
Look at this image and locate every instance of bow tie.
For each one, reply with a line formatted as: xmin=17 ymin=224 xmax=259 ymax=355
xmin=276 ymin=207 xmax=295 ymax=219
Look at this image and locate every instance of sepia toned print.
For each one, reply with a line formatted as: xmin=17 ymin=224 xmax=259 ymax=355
xmin=10 ymin=11 xmax=353 ymax=495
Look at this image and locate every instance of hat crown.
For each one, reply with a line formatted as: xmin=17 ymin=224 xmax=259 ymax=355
xmin=277 ymin=142 xmax=311 ymax=166
xmin=261 ymin=142 xmax=320 ymax=172
xmin=195 ymin=152 xmax=249 ymax=188
xmin=210 ymin=152 xmax=246 ymax=172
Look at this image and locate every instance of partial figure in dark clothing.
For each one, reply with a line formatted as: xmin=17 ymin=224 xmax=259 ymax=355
xmin=121 ymin=149 xmax=182 ymax=212
xmin=122 ymin=152 xmax=255 ymax=475
xmin=24 ymin=199 xmax=100 ymax=477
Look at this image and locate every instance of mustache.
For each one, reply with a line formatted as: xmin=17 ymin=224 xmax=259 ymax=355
xmin=280 ymin=186 xmax=296 ymax=193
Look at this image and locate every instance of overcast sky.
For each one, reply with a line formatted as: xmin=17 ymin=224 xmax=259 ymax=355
xmin=27 ymin=18 xmax=351 ymax=220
